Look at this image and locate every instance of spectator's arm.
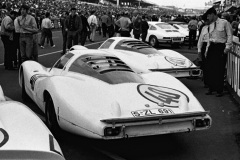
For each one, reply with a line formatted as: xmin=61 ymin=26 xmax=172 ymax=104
xmin=4 ymin=18 xmax=14 ymax=31
xmin=225 ymin=21 xmax=233 ymax=50
xmin=115 ymin=19 xmax=120 ymax=27
xmin=22 ymin=17 xmax=38 ymax=33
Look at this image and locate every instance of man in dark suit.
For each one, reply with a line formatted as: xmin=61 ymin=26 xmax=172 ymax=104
xmin=65 ymin=7 xmax=82 ymax=49
xmin=79 ymin=11 xmax=90 ymax=46
xmin=60 ymin=11 xmax=69 ymax=55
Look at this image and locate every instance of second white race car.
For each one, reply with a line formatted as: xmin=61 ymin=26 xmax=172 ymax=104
xmin=19 ymin=50 xmax=211 ymax=140
xmin=96 ymin=37 xmax=201 ymax=78
xmin=145 ymin=21 xmax=185 ymax=47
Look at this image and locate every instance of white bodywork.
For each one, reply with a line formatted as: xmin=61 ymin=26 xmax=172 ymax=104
xmin=146 ymin=22 xmax=185 ymax=47
xmin=19 ymin=50 xmax=211 ymax=140
xmin=0 ymin=86 xmax=64 ymax=160
xmin=97 ymin=37 xmax=201 ymax=78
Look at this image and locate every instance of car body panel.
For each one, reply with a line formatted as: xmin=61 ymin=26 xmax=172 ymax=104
xmin=19 ymin=50 xmax=211 ymax=139
xmin=0 ymin=86 xmax=64 ymax=160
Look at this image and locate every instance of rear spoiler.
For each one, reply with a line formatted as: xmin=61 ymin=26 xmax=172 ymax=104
xmin=101 ymin=111 xmax=209 ymax=124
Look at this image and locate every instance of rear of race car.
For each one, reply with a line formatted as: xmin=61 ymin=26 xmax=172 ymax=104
xmin=98 ymin=82 xmax=211 ymax=139
xmin=148 ymin=49 xmax=202 ymax=78
xmin=101 ymin=111 xmax=211 ymax=139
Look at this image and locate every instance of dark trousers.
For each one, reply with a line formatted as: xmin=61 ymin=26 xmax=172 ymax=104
xmin=102 ymin=23 xmax=107 ymax=37
xmin=141 ymin=32 xmax=148 ymax=43
xmin=107 ymin=25 xmax=115 ymax=38
xmin=13 ymin=33 xmax=21 ymax=67
xmin=80 ymin=30 xmax=88 ymax=46
xmin=62 ymin=31 xmax=67 ymax=54
xmin=189 ymin=30 xmax=197 ymax=48
xmin=200 ymin=42 xmax=207 ymax=85
xmin=19 ymin=34 xmax=34 ymax=63
xmin=40 ymin=28 xmax=54 ymax=46
xmin=205 ymin=43 xmax=227 ymax=93
xmin=67 ymin=30 xmax=78 ymax=49
xmin=134 ymin=33 xmax=141 ymax=39
xmin=120 ymin=30 xmax=130 ymax=37
xmin=1 ymin=35 xmax=14 ymax=68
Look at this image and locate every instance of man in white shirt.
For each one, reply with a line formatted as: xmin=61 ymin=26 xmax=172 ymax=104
xmin=87 ymin=10 xmax=98 ymax=42
xmin=39 ymin=12 xmax=55 ymax=48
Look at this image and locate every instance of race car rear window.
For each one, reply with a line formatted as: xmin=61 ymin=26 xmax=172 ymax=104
xmin=69 ymin=54 xmax=144 ymax=84
xmin=99 ymin=39 xmax=115 ymax=49
xmin=114 ymin=40 xmax=159 ymax=55
xmin=155 ymin=23 xmax=175 ymax=29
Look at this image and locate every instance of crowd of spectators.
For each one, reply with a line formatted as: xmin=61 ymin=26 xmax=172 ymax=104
xmin=0 ymin=0 xmax=193 ymax=25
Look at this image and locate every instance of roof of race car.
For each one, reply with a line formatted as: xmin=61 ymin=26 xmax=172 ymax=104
xmin=66 ymin=50 xmax=145 ymax=84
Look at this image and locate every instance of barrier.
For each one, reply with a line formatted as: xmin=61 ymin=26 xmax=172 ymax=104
xmin=227 ymin=38 xmax=240 ymax=102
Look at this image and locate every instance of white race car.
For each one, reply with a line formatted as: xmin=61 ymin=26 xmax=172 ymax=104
xmin=19 ymin=50 xmax=211 ymax=140
xmin=96 ymin=37 xmax=201 ymax=78
xmin=168 ymin=21 xmax=199 ymax=42
xmin=146 ymin=21 xmax=185 ymax=47
xmin=0 ymin=86 xmax=64 ymax=160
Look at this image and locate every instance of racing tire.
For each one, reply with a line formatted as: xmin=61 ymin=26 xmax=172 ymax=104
xmin=21 ymin=72 xmax=31 ymax=102
xmin=149 ymin=36 xmax=159 ymax=48
xmin=45 ymin=95 xmax=61 ymax=135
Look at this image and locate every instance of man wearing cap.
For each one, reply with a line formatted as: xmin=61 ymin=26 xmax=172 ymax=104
xmin=204 ymin=7 xmax=233 ymax=97
xmin=17 ymin=4 xmax=38 ymax=63
xmin=65 ymin=7 xmax=82 ymax=49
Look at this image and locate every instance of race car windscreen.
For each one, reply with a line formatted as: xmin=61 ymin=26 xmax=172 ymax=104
xmin=114 ymin=40 xmax=160 ymax=55
xmin=69 ymin=54 xmax=145 ymax=84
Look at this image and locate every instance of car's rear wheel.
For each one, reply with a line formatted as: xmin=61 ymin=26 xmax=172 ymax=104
xmin=21 ymin=72 xmax=31 ymax=102
xmin=45 ymin=95 xmax=60 ymax=134
xmin=149 ymin=36 xmax=158 ymax=48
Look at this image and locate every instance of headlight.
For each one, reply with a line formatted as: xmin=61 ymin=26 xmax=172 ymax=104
xmin=104 ymin=127 xmax=121 ymax=136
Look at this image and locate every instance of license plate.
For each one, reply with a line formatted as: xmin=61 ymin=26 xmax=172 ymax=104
xmin=131 ymin=108 xmax=174 ymax=117
xmin=172 ymin=38 xmax=181 ymax=42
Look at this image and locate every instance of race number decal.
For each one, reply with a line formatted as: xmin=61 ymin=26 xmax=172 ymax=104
xmin=30 ymin=74 xmax=48 ymax=90
xmin=0 ymin=128 xmax=9 ymax=147
xmin=165 ymin=56 xmax=189 ymax=67
xmin=137 ymin=84 xmax=189 ymax=108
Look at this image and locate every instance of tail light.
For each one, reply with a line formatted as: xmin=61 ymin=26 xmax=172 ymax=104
xmin=195 ymin=119 xmax=211 ymax=128
xmin=190 ymin=69 xmax=202 ymax=76
xmin=104 ymin=127 xmax=121 ymax=136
